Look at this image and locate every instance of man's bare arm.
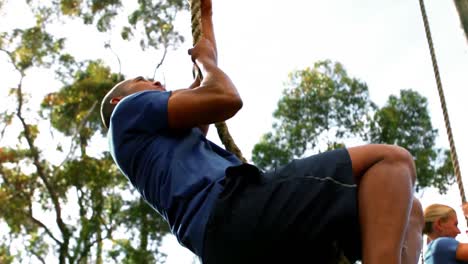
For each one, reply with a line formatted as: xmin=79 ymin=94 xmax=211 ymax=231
xmin=168 ymin=38 xmax=242 ymax=131
xmin=183 ymin=0 xmax=219 ymax=135
xmin=188 ymin=77 xmax=210 ymax=135
xmin=201 ymin=0 xmax=216 ymax=56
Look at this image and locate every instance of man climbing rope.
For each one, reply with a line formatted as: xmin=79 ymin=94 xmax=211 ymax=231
xmin=100 ymin=0 xmax=423 ymax=263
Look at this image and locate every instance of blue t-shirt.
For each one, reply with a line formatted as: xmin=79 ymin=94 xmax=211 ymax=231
xmin=425 ymin=237 xmax=468 ymax=264
xmin=108 ymin=90 xmax=242 ymax=256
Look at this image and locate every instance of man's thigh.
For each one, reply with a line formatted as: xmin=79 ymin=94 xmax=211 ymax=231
xmin=203 ymin=149 xmax=362 ymax=263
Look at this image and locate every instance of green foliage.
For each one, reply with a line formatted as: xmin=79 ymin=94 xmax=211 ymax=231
xmin=55 ymin=0 xmax=188 ymax=50
xmin=59 ymin=0 xmax=81 ymax=16
xmin=370 ymin=90 xmax=454 ymax=192
xmin=109 ymin=238 xmax=160 ymax=264
xmin=0 ymin=150 xmax=38 ymax=235
xmin=27 ymin=232 xmax=50 ymax=262
xmin=0 ymin=1 xmax=181 ymax=262
xmin=1 ymin=67 xmax=169 ymax=262
xmin=433 ymin=149 xmax=456 ymax=193
xmin=109 ymin=198 xmax=168 ymax=264
xmin=125 ymin=0 xmax=187 ymax=50
xmin=253 ymin=63 xmax=452 ymax=193
xmin=54 ymin=53 xmax=81 ymax=83
xmin=253 ymin=60 xmax=376 ymax=170
xmin=59 ymin=0 xmax=122 ymax=31
xmin=1 ymin=26 xmax=64 ymax=71
xmin=0 ymin=244 xmax=15 ymax=264
xmin=41 ymin=60 xmax=123 ymax=139
xmin=252 ymin=132 xmax=292 ymax=171
xmin=0 ymin=6 xmax=62 ymax=71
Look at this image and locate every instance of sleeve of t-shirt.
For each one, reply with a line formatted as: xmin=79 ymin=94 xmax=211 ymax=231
xmin=433 ymin=237 xmax=459 ymax=257
xmin=110 ymin=90 xmax=172 ymax=134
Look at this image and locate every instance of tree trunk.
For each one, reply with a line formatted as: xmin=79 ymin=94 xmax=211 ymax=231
xmin=139 ymin=198 xmax=149 ymax=256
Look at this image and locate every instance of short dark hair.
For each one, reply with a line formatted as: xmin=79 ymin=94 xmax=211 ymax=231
xmin=100 ymin=80 xmax=131 ymax=129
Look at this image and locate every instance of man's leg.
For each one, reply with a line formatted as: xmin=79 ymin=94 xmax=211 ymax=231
xmin=347 ymin=144 xmax=417 ymax=264
xmin=402 ymin=198 xmax=424 ymax=264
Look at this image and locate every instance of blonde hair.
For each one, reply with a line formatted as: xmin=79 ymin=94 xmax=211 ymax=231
xmin=423 ymin=204 xmax=456 ymax=235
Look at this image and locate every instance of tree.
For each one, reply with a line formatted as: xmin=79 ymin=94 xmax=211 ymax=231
xmin=24 ymin=0 xmax=187 ymax=50
xmin=253 ymin=62 xmax=452 ymax=192
xmin=252 ymin=61 xmax=454 ymax=193
xmin=54 ymin=0 xmax=188 ymax=77
xmin=252 ymin=60 xmax=376 ymax=171
xmin=370 ymin=89 xmax=454 ymax=193
xmin=251 ymin=61 xmax=453 ymax=264
xmin=251 ymin=60 xmax=377 ymax=264
xmin=0 ymin=0 xmax=186 ymax=262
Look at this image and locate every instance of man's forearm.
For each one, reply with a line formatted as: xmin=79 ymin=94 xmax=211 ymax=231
xmin=198 ymin=62 xmax=240 ymax=100
xmin=201 ymin=0 xmax=216 ymax=54
xmin=197 ymin=0 xmax=218 ymax=135
xmin=179 ymin=0 xmax=241 ymax=129
xmin=188 ymin=74 xmax=210 ymax=135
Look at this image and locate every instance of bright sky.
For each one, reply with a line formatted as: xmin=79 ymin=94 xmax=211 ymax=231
xmin=1 ymin=0 xmax=468 ymax=263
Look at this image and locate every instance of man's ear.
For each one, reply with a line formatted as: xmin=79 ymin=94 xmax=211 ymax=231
xmin=110 ymin=96 xmax=123 ymax=105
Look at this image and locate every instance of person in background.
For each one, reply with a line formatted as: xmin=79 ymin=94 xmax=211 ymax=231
xmin=423 ymin=203 xmax=468 ymax=263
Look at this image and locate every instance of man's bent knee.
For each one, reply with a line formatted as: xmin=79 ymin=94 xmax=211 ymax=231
xmin=348 ymin=144 xmax=416 ymax=184
xmin=382 ymin=145 xmax=416 ymax=184
xmin=385 ymin=145 xmax=413 ymax=163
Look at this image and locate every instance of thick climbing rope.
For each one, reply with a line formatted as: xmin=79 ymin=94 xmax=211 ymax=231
xmin=419 ymin=2 xmax=466 ymax=262
xmin=189 ymin=0 xmax=247 ymax=163
xmin=418 ymin=0 xmax=466 ymax=204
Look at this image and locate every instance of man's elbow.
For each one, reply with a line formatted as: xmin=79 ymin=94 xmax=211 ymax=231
xmin=221 ymin=94 xmax=243 ymax=120
xmin=232 ymin=94 xmax=243 ymax=113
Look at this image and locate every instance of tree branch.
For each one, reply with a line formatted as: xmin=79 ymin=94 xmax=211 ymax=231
xmin=58 ymin=101 xmax=98 ymax=168
xmin=0 ymin=165 xmax=62 ymax=248
xmin=104 ymin=41 xmax=122 ymax=76
xmin=16 ymin=77 xmax=67 ymax=230
xmin=152 ymin=44 xmax=168 ymax=81
xmin=0 ymin=112 xmax=13 ymax=143
xmin=0 ymin=48 xmax=22 ymax=73
xmin=30 ymin=251 xmax=46 ymax=264
xmin=69 ymin=187 xmax=86 ymax=263
xmin=7 ymin=50 xmax=71 ymax=262
xmin=27 ymin=204 xmax=62 ymax=245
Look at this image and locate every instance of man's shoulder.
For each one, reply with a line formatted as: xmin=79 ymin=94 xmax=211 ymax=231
xmin=111 ymin=90 xmax=172 ymax=134
xmin=119 ymin=90 xmax=171 ymax=108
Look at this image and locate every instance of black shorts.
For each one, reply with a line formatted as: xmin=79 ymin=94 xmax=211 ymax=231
xmin=202 ymin=148 xmax=361 ymax=264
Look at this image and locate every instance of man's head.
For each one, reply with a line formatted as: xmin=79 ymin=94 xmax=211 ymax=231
xmin=100 ymin=76 xmax=165 ymax=129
